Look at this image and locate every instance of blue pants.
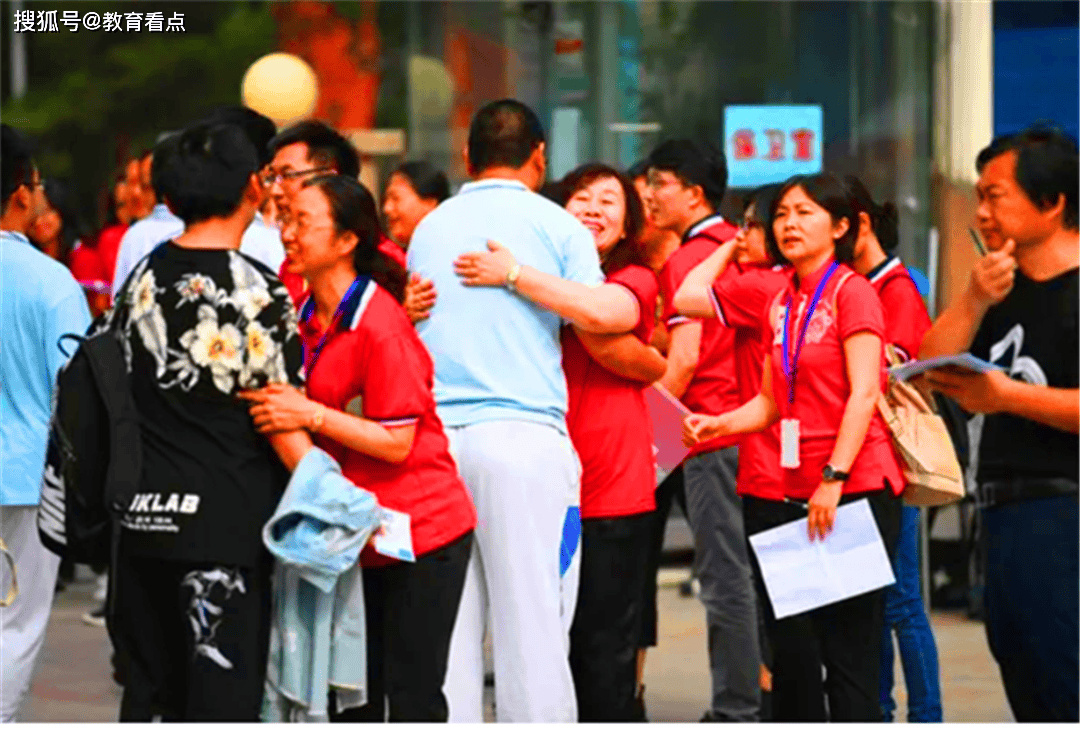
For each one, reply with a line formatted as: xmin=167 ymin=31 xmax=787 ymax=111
xmin=880 ymin=506 xmax=943 ymax=722
xmin=983 ymin=494 xmax=1079 ymax=722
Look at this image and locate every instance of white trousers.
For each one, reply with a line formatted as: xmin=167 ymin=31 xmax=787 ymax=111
xmin=0 ymin=505 xmax=60 ymax=722
xmin=442 ymin=420 xmax=582 ymax=722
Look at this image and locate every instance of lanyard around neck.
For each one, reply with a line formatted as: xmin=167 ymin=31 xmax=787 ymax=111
xmin=782 ymin=261 xmax=839 ymax=404
xmin=303 ymin=277 xmax=363 ymax=377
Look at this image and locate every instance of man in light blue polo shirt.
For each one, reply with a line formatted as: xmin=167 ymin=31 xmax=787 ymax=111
xmin=0 ymin=125 xmax=92 ymax=722
xmin=407 ymin=100 xmax=603 ymax=723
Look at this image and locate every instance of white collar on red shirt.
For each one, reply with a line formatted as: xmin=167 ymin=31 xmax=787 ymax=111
xmin=684 ymin=214 xmax=727 ymax=241
xmin=299 ymin=277 xmax=378 ymax=334
xmin=867 ymin=255 xmax=902 ymax=284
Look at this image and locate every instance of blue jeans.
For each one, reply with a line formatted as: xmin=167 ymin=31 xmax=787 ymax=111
xmin=983 ymin=494 xmax=1079 ymax=722
xmin=880 ymin=506 xmax=943 ymax=722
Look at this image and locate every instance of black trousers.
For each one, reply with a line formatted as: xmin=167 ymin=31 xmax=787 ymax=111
xmin=570 ymin=511 xmax=654 ymax=721
xmin=330 ymin=530 xmax=473 ymax=722
xmin=744 ymin=488 xmax=901 ymax=722
xmin=110 ymin=549 xmax=272 ymax=721
xmin=639 ymin=465 xmax=687 ymax=647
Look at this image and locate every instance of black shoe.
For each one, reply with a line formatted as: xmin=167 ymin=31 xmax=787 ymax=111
xmin=700 ymin=711 xmax=718 ymax=722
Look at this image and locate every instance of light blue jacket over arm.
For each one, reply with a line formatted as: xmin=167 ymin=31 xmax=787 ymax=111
xmin=261 ymin=447 xmax=382 ymax=723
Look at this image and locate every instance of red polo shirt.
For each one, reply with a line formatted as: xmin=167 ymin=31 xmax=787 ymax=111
xmin=658 ymin=216 xmax=741 ymax=459
xmin=299 ymin=278 xmax=477 ymax=567
xmin=710 ymin=262 xmax=789 ymax=500
xmin=563 ymin=264 xmax=659 ymax=519
xmin=867 ymin=255 xmax=931 ymax=362
xmin=764 ymin=260 xmax=904 ymax=499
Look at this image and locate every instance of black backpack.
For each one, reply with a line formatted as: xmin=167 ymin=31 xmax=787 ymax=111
xmin=37 ymin=310 xmax=141 ymax=565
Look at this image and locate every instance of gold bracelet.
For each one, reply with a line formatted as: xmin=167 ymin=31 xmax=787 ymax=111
xmin=310 ymin=405 xmax=325 ymax=433
xmin=505 ymin=263 xmax=522 ymax=291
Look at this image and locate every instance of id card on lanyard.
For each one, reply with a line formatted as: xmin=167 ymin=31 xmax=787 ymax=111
xmin=302 ymin=276 xmax=365 ymax=378
xmin=780 ymin=262 xmax=839 ymax=469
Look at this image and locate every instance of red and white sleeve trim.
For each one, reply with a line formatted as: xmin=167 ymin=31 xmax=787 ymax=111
xmin=378 ymin=416 xmax=421 ymax=428
xmin=708 ymin=287 xmax=730 ymax=328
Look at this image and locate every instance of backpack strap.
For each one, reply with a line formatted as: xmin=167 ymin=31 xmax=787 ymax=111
xmin=83 ymin=334 xmax=142 ymax=514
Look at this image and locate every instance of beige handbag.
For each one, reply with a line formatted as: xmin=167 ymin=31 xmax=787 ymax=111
xmin=0 ymin=538 xmax=18 ymax=607
xmin=877 ymin=344 xmax=965 ymax=506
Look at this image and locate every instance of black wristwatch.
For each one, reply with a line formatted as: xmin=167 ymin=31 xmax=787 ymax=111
xmin=822 ymin=464 xmax=851 ymax=483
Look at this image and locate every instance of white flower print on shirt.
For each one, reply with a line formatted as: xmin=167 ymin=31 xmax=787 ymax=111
xmin=130 ymin=268 xmax=170 ymax=378
xmin=228 ymin=252 xmax=273 ymax=321
xmin=180 ymin=305 xmax=244 ymax=393
xmin=175 ymin=274 xmax=223 ymax=306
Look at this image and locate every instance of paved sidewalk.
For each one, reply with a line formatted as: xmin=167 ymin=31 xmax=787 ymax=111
xmin=23 ymin=570 xmax=1012 ymax=722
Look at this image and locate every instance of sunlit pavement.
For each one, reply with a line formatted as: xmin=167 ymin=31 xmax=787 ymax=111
xmin=24 ymin=566 xmax=1012 ymax=723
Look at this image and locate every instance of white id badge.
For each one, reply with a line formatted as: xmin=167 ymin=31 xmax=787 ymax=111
xmin=780 ymin=418 xmax=801 ymax=468
xmin=373 ymin=507 xmax=416 ymax=563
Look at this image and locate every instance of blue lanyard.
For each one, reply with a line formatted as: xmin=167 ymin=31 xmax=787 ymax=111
xmin=782 ymin=261 xmax=839 ymax=404
xmin=302 ymin=277 xmax=363 ymax=377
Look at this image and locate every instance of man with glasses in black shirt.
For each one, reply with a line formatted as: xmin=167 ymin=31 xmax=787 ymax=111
xmin=922 ymin=125 xmax=1079 ymax=722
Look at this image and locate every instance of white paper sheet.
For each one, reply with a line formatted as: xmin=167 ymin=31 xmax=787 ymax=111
xmin=748 ymin=499 xmax=895 ymax=619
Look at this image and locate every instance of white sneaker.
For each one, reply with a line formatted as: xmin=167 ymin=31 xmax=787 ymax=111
xmin=92 ymin=573 xmax=108 ymax=602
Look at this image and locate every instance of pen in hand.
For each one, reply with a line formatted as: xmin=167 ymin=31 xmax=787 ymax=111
xmin=968 ymin=226 xmax=987 ymax=256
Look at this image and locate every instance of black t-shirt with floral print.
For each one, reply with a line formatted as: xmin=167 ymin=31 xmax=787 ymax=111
xmin=104 ymin=241 xmax=303 ymax=567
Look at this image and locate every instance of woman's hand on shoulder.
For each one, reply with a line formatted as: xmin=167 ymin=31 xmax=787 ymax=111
xmin=454 ymin=240 xmax=517 ymax=287
xmin=239 ymin=383 xmax=319 ymax=434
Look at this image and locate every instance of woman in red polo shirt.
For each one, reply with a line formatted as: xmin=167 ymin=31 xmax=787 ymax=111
xmin=453 ymin=162 xmax=665 ymax=721
xmin=242 ymin=175 xmax=476 ymax=723
xmin=682 ymin=172 xmax=903 ymax=722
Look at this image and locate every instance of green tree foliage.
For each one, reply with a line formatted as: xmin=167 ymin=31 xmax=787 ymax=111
xmin=3 ymin=1 xmax=276 ymax=228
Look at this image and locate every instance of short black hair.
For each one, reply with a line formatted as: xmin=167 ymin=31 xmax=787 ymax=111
xmin=161 ymin=122 xmax=259 ymax=225
xmin=467 ymin=99 xmax=546 ymax=174
xmin=150 ymin=133 xmax=179 ymax=204
xmin=646 ymin=139 xmax=728 ymax=210
xmin=772 ymin=173 xmax=858 ymax=266
xmin=843 ymin=175 xmax=900 ymax=251
xmin=390 ymin=161 xmax=450 ymax=204
xmin=269 ymin=120 xmax=360 ymax=179
xmin=1 ymin=124 xmax=36 ymax=209
xmin=205 ymin=106 xmax=277 ymax=168
xmin=976 ymin=124 xmax=1079 ymax=230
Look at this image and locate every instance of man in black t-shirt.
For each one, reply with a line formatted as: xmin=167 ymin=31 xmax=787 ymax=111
xmin=104 ymin=122 xmax=313 ymax=721
xmin=922 ymin=126 xmax=1079 ymax=722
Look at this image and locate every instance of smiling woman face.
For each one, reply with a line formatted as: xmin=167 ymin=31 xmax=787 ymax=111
xmin=280 ymin=185 xmax=351 ymax=278
xmin=564 ymin=175 xmax=628 ymax=258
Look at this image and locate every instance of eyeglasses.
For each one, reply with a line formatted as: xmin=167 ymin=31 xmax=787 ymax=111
xmin=740 ymin=218 xmax=764 ymax=232
xmin=261 ymin=166 xmax=335 ymax=186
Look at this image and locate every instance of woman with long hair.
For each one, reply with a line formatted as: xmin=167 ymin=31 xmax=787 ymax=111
xmin=453 ymin=162 xmax=665 ymax=721
xmin=241 ymin=175 xmax=476 ymax=722
xmin=844 ymin=175 xmax=941 ymax=723
xmin=682 ymin=172 xmax=903 ymax=721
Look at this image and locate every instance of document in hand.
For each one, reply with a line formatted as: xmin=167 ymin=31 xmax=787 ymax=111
xmin=889 ymin=353 xmax=1006 ymax=382
xmin=645 ymin=383 xmax=691 ymax=474
xmin=748 ymin=499 xmax=896 ymax=619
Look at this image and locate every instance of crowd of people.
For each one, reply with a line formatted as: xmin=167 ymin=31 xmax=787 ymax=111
xmin=0 ymin=97 xmax=1076 ymax=723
